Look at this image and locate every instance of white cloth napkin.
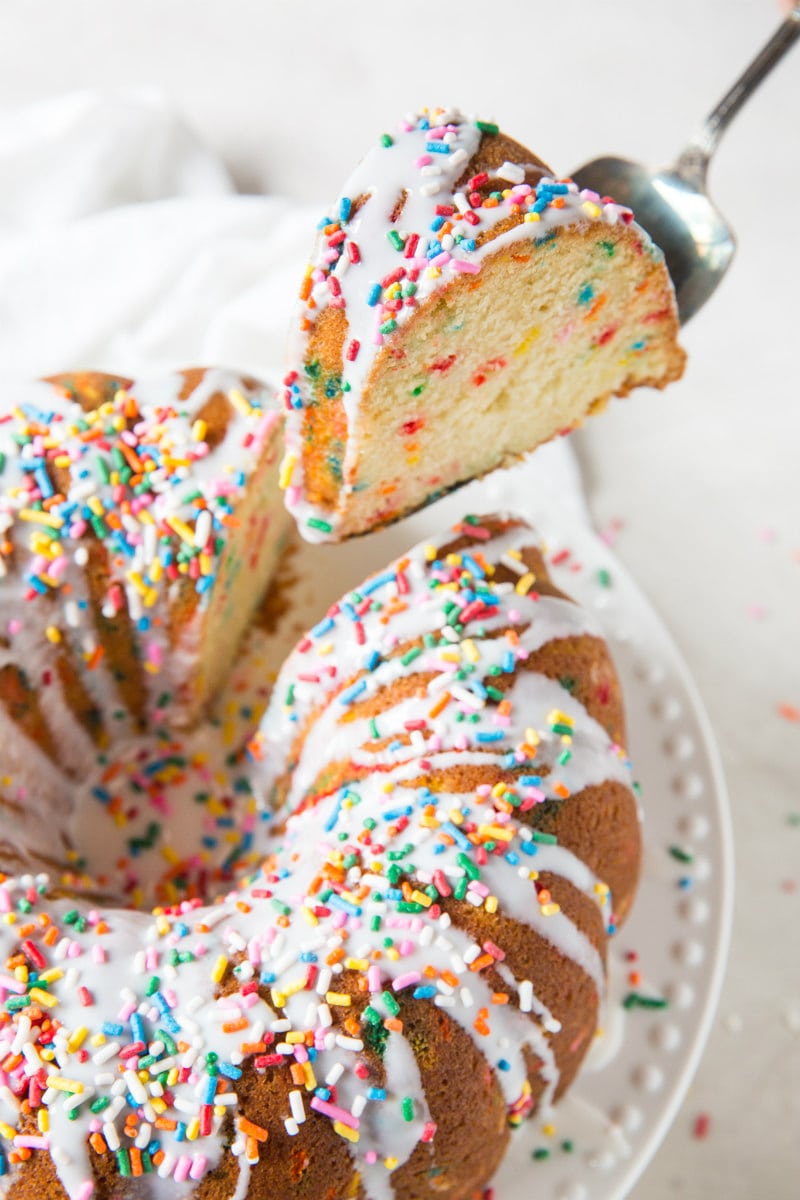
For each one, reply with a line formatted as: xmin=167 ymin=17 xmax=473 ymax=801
xmin=0 ymin=86 xmax=586 ymax=523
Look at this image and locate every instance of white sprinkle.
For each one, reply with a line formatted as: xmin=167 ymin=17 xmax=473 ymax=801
xmin=460 ymin=987 xmax=475 ymax=1008
xmin=289 ymin=1090 xmax=306 ymax=1124
xmin=92 ymin=1041 xmax=121 ymax=1065
xmin=326 ymin=1063 xmax=344 ymax=1087
xmin=103 ymin=1122 xmax=121 ymax=1152
xmin=124 ymin=1070 xmax=148 ymax=1105
xmin=519 ymin=980 xmax=533 ymax=1013
xmin=284 ymin=1117 xmax=300 ymax=1137
xmin=496 ymin=161 xmax=526 ymax=184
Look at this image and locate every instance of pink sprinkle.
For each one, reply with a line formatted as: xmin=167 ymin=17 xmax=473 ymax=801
xmin=190 ymin=1155 xmax=208 ymax=1181
xmin=0 ymin=974 xmax=25 ymax=994
xmin=174 ymin=1155 xmax=192 ymax=1183
xmin=392 ymin=971 xmax=422 ymax=992
xmin=451 ymin=259 xmax=480 ymax=274
xmin=368 ymin=965 xmax=381 ymax=993
xmin=415 ymin=154 xmax=432 ymax=168
xmin=75 ymin=1183 xmax=95 ymax=1200
xmin=310 ymin=1096 xmax=359 ymax=1128
xmin=14 ymin=1135 xmax=49 ymax=1150
xmin=693 ymin=1113 xmax=711 ymax=1139
xmin=365 ymin=1151 xmax=378 ymax=1164
xmin=431 ymin=250 xmax=451 ymax=268
xmin=6 ymin=621 xmax=21 ymax=637
xmin=398 ymin=939 xmax=414 ymax=956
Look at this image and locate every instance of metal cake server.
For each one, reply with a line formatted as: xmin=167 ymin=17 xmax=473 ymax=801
xmin=573 ymin=7 xmax=800 ymax=323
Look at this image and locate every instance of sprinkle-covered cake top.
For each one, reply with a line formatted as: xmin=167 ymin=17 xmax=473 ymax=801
xmin=0 ymin=516 xmax=634 ymax=1199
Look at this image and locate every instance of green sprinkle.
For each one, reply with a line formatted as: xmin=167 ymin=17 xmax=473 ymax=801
xmin=117 ymin=1148 xmax=131 ymax=1177
xmin=597 ymin=568 xmax=612 ymax=587
xmin=623 ymin=992 xmax=669 ymax=1010
xmin=476 ymin=120 xmax=500 ymax=135
xmin=532 ymin=1147 xmax=550 ymax=1161
xmin=402 ymin=1097 xmax=414 ymax=1122
xmin=307 ymin=517 xmax=333 ymax=534
xmin=90 ymin=1096 xmax=111 ymax=1113
xmin=531 ymin=830 xmax=558 ymax=845
xmin=561 ymin=1139 xmax=574 ymax=1153
xmin=381 ymin=133 xmax=394 ymax=147
xmin=387 ymin=230 xmax=405 ymax=251
xmin=668 ymin=845 xmax=694 ymax=864
xmin=383 ymin=990 xmax=401 ymax=1017
xmin=457 ymin=852 xmax=479 ymax=881
xmin=400 ymin=646 xmax=422 ymax=667
xmin=380 ymin=318 xmax=398 ymax=335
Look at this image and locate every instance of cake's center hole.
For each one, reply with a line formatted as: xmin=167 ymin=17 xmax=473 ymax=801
xmin=64 ymin=727 xmax=270 ymax=912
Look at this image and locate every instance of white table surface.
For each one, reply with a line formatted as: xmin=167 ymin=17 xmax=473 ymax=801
xmin=0 ymin=0 xmax=798 ymax=1196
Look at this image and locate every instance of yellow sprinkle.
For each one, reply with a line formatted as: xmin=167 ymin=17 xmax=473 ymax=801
xmin=191 ymin=419 xmax=208 ymax=442
xmin=211 ymin=955 xmax=229 ymax=984
xmin=90 ymin=1033 xmax=106 ymax=1048
xmin=127 ymin=570 xmax=149 ymax=598
xmin=384 ymin=1156 xmax=399 ymax=1170
xmin=165 ymin=515 xmax=195 ymax=544
xmin=406 ymin=455 xmax=419 ymax=467
xmin=45 ymin=625 xmax=62 ymax=644
xmin=38 ymin=968 xmax=64 ymax=985
xmin=448 ymin=809 xmax=464 ymax=826
xmin=151 ymin=1097 xmax=167 ymax=1114
xmin=28 ymin=987 xmax=57 ymax=1009
xmin=524 ymin=211 xmax=541 ymax=222
xmin=514 ymin=326 xmax=541 ymax=356
xmin=515 ymin=572 xmax=535 ymax=595
xmin=345 ymin=958 xmax=369 ymax=971
xmin=594 ymin=882 xmax=610 ymax=899
xmin=303 ymin=1063 xmax=316 ymax=1091
xmin=479 ymin=824 xmax=514 ymax=843
xmin=528 ymin=870 xmax=539 ymax=882
xmin=46 ymin=1076 xmax=83 ymax=1093
xmin=0 ymin=1123 xmax=16 ymax=1141
xmin=548 ymin=709 xmax=574 ymax=727
xmin=542 ymin=1122 xmax=556 ymax=1137
xmin=186 ymin=1117 xmax=200 ymax=1141
xmin=67 ymin=1027 xmax=88 ymax=1052
xmin=424 ymin=544 xmax=437 ymax=562
xmin=166 ymin=1068 xmax=180 ymax=1088
xmin=582 ymin=200 xmax=602 ymax=219
xmin=148 ymin=559 xmax=163 ymax=583
xmin=283 ymin=976 xmax=307 ymax=998
xmin=138 ymin=509 xmax=155 ymax=525
xmin=271 ymin=990 xmax=286 ymax=1009
xmin=485 ymin=895 xmax=498 ymax=914
xmin=285 ymin=1031 xmax=306 ymax=1044
xmin=334 ymin=1121 xmax=359 ymax=1143
xmin=461 ymin=639 xmax=480 ymax=664
xmin=38 ymin=1108 xmax=49 ymax=1133
xmin=228 ymin=387 xmax=253 ymax=416
xmin=18 ymin=509 xmax=64 ymax=529
xmin=326 ymin=992 xmax=352 ymax=1007
xmin=53 ymin=454 xmax=72 ymax=468
xmin=316 ymin=641 xmax=334 ymax=656
xmin=540 ymin=902 xmax=561 ymax=917
xmin=279 ymin=453 xmax=297 ymax=490
xmin=410 ymin=890 xmax=432 ymax=909
xmin=385 ymin=947 xmax=400 ymax=961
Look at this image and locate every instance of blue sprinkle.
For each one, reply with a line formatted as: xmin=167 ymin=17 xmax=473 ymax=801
xmin=130 ymin=1014 xmax=146 ymax=1044
xmin=339 ymin=679 xmax=368 ymax=706
xmin=175 ymin=1122 xmax=187 ymax=1143
xmin=430 ymin=215 xmax=445 ymax=232
xmin=218 ymin=1062 xmax=242 ymax=1081
xmin=367 ymin=1087 xmax=386 ymax=1101
xmin=365 ymin=649 xmax=381 ymax=671
xmin=204 ymin=1076 xmax=218 ymax=1104
xmin=383 ymin=806 xmax=413 ymax=821
xmin=442 ymin=821 xmax=471 ymax=851
xmin=327 ymin=894 xmax=361 ymax=917
xmin=339 ymin=197 xmax=352 ymax=223
xmin=520 ymin=775 xmax=543 ymax=787
xmin=367 ymin=282 xmax=382 ymax=307
xmin=413 ymin=985 xmax=437 ymax=999
xmin=497 ymin=1058 xmax=511 ymax=1072
xmin=311 ymin=616 xmax=335 ymax=638
xmin=362 ymin=570 xmax=395 ymax=595
xmin=476 ymin=731 xmax=504 ymax=743
xmin=426 ymin=141 xmax=450 ymax=154
xmin=520 ymin=841 xmax=538 ymax=857
xmin=102 ymin=1022 xmax=124 ymax=1037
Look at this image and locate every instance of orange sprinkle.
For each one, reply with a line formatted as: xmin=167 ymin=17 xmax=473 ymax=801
xmin=222 ymin=1018 xmax=248 ymax=1034
xmin=238 ymin=1117 xmax=269 ymax=1143
xmin=89 ymin=1132 xmax=107 ymax=1155
xmin=384 ymin=1017 xmax=403 ymax=1033
xmin=491 ymin=993 xmax=510 ymax=1005
xmin=130 ymin=1147 xmax=143 ymax=1176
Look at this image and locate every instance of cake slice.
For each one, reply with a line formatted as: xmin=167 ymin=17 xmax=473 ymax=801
xmin=0 ymin=367 xmax=289 ymax=807
xmin=281 ymin=106 xmax=686 ymax=542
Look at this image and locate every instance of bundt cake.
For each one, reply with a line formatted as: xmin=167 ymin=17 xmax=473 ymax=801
xmin=0 ymin=367 xmax=289 ymax=834
xmin=0 ymin=514 xmax=640 ymax=1200
xmin=280 ymin=106 xmax=686 ymax=542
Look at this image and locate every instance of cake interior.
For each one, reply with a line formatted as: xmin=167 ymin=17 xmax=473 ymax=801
xmin=302 ymin=221 xmax=685 ymax=536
